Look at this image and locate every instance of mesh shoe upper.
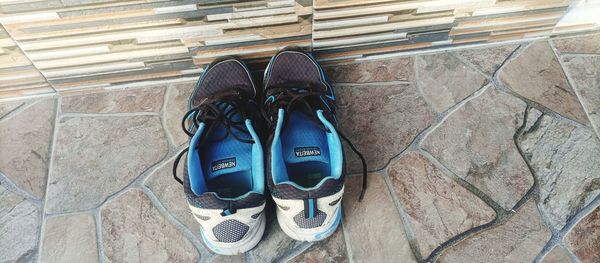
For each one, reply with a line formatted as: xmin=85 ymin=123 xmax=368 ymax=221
xmin=173 ymin=58 xmax=266 ymax=251
xmin=262 ymin=49 xmax=346 ymax=233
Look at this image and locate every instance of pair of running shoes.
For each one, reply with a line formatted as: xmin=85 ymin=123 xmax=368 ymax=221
xmin=172 ymin=48 xmax=367 ymax=255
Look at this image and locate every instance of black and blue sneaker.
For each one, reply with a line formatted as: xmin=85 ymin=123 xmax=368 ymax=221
xmin=261 ymin=48 xmax=367 ymax=241
xmin=173 ymin=57 xmax=266 ymax=255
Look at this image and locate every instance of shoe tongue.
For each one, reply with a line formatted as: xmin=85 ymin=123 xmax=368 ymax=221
xmin=281 ymin=110 xmax=329 ymax=164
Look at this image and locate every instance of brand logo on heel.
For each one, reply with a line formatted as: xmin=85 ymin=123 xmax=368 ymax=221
xmin=211 ymin=157 xmax=236 ymax=172
xmin=295 ymin=147 xmax=321 ymax=157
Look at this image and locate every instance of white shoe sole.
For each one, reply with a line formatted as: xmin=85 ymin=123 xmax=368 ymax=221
xmin=200 ymin=213 xmax=266 ymax=255
xmin=277 ymin=207 xmax=341 ymax=242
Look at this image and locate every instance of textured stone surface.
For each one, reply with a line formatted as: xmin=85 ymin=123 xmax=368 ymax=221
xmin=566 ymin=207 xmax=600 ymax=263
xmin=61 ymin=86 xmax=165 ymax=113
xmin=542 ymin=246 xmax=572 ymax=263
xmin=422 ymin=87 xmax=532 ymax=209
xmin=40 ymin=214 xmax=98 ymax=263
xmin=342 ymin=174 xmax=416 ymax=262
xmin=387 ymin=152 xmax=496 ymax=258
xmin=324 ymin=57 xmax=412 ymax=83
xmin=288 ymin=227 xmax=348 ymax=263
xmin=209 ymin=254 xmax=245 ymax=263
xmin=335 ymin=84 xmax=434 ymax=172
xmin=248 ymin=218 xmax=305 ymax=262
xmin=553 ymin=34 xmax=600 ymax=54
xmin=416 ymin=53 xmax=488 ymax=112
xmin=47 ymin=115 xmax=167 ymax=213
xmin=163 ymin=82 xmax=194 ymax=146
xmin=101 ymin=189 xmax=198 ymax=263
xmin=561 ymin=56 xmax=600 ymax=135
xmin=145 ymin=157 xmax=199 ymax=238
xmin=518 ymin=112 xmax=600 ymax=229
xmin=453 ymin=44 xmax=519 ymax=75
xmin=0 ymin=100 xmax=23 ymax=119
xmin=0 ymin=184 xmax=40 ymax=262
xmin=0 ymin=98 xmax=56 ymax=198
xmin=439 ymin=200 xmax=551 ymax=263
xmin=499 ymin=41 xmax=588 ymax=124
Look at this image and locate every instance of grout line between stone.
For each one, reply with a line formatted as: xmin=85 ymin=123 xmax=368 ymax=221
xmin=413 ymin=55 xmax=438 ymax=112
xmin=0 ymin=101 xmax=25 ymax=121
xmin=0 ymin=171 xmax=41 ymax=203
xmin=60 ymin=112 xmax=159 ymax=118
xmin=380 ymin=170 xmax=424 ymax=262
xmin=333 ymin=80 xmax=412 ymax=87
xmin=36 ymin=94 xmax=62 ymax=263
xmin=511 ymin=106 xmax=559 ymax=233
xmin=368 ymin=76 xmax=495 ymax=179
xmin=0 ymin=92 xmax=56 ymax=103
xmin=274 ymin=242 xmax=312 ymax=263
xmin=93 ymin=208 xmax=105 ymax=263
xmin=140 ymin=186 xmax=211 ymax=261
xmin=417 ymin=149 xmax=506 ymax=214
xmin=447 ymin=51 xmax=492 ymax=80
xmin=491 ymin=44 xmax=591 ymax=130
xmin=560 ymin=243 xmax=581 ymax=263
xmin=418 ymin=83 xmax=492 ymax=145
xmin=549 ymin=40 xmax=600 ymax=140
xmin=0 ymin=96 xmax=53 ymax=124
xmin=340 ymin=217 xmax=355 ymax=263
xmin=160 ymin=84 xmax=178 ymax=148
xmin=533 ymin=194 xmax=600 ymax=263
xmin=412 ymin=92 xmax=548 ymax=261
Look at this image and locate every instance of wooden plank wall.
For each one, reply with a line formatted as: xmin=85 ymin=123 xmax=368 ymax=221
xmin=313 ymin=0 xmax=574 ymax=60
xmin=0 ymin=0 xmax=312 ymax=97
xmin=0 ymin=0 xmax=587 ymax=99
xmin=0 ymin=24 xmax=54 ymax=98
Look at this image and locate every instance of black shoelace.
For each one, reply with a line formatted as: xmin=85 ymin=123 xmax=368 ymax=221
xmin=172 ymin=88 xmax=256 ymax=185
xmin=261 ymin=84 xmax=368 ymax=201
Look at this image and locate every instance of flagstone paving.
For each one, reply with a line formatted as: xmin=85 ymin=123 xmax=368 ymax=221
xmin=1 ymin=33 xmax=600 ymax=263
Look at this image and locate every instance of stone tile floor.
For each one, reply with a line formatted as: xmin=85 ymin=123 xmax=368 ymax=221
xmin=1 ymin=32 xmax=600 ymax=263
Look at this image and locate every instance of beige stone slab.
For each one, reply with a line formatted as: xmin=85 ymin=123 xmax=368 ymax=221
xmin=422 ymin=87 xmax=532 ymax=210
xmin=101 ymin=189 xmax=199 ymax=262
xmin=565 ymin=207 xmax=600 ymax=263
xmin=342 ymin=174 xmax=416 ymax=262
xmin=561 ymin=55 xmax=600 ymax=137
xmin=0 ymin=185 xmax=41 ymax=262
xmin=518 ymin=111 xmax=600 ymax=229
xmin=0 ymin=98 xmax=56 ymax=198
xmin=439 ymin=200 xmax=551 ymax=263
xmin=388 ymin=152 xmax=496 ymax=258
xmin=40 ymin=214 xmax=98 ymax=263
xmin=46 ymin=115 xmax=167 ymax=213
xmin=553 ymin=34 xmax=600 ymax=54
xmin=416 ymin=52 xmax=488 ymax=112
xmin=499 ymin=41 xmax=589 ymax=124
xmin=335 ymin=83 xmax=434 ymax=173
xmin=61 ymin=85 xmax=165 ymax=113
xmin=542 ymin=246 xmax=573 ymax=263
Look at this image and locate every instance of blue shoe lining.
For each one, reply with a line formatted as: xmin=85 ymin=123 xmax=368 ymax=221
xmin=188 ymin=119 xmax=264 ymax=198
xmin=270 ymin=109 xmax=343 ymax=190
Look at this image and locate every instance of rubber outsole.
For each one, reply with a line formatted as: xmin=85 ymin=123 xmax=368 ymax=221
xmin=276 ymin=207 xmax=341 ymax=242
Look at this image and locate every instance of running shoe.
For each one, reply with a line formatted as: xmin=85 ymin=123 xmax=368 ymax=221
xmin=261 ymin=48 xmax=367 ymax=242
xmin=173 ymin=57 xmax=265 ymax=255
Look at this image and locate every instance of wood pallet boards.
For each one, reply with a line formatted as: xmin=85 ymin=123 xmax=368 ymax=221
xmin=0 ymin=0 xmax=312 ymax=94
xmin=312 ymin=0 xmax=574 ymax=64
xmin=0 ymin=0 xmax=589 ymax=98
xmin=0 ymin=25 xmax=53 ymax=98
